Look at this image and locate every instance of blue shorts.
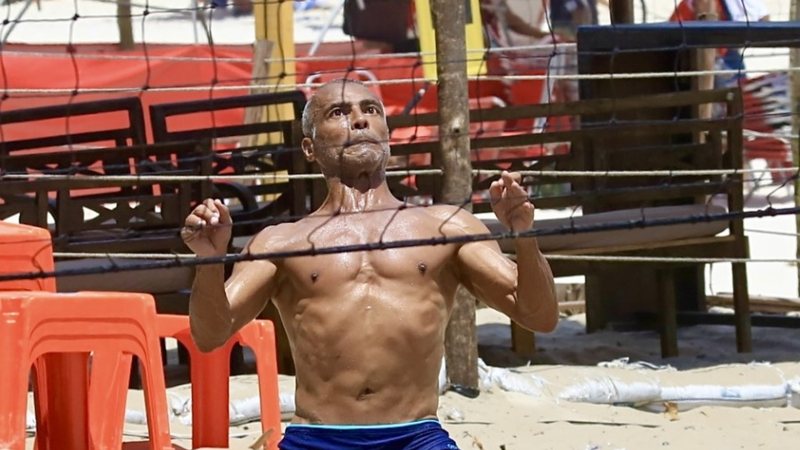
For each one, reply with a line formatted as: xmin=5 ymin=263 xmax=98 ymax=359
xmin=278 ymin=419 xmax=460 ymax=450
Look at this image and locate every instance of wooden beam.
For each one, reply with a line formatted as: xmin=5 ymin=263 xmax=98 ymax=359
xmin=117 ymin=0 xmax=134 ymax=50
xmin=578 ymin=22 xmax=800 ymax=51
xmin=609 ymin=0 xmax=634 ymax=24
xmin=253 ymin=0 xmax=296 ymax=145
xmin=242 ymin=39 xmax=274 ymax=149
xmin=707 ymin=294 xmax=800 ymax=315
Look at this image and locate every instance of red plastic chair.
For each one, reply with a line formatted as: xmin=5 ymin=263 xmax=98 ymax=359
xmin=0 ymin=221 xmax=56 ymax=292
xmin=0 ymin=290 xmax=173 ymax=450
xmin=93 ymin=314 xmax=282 ymax=450
xmin=0 ymin=222 xmax=91 ymax=450
xmin=0 ymin=222 xmax=281 ymax=448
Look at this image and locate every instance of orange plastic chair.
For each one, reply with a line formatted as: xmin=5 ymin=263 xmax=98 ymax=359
xmin=94 ymin=314 xmax=282 ymax=450
xmin=0 ymin=222 xmax=92 ymax=450
xmin=162 ymin=315 xmax=282 ymax=449
xmin=0 ymin=290 xmax=173 ymax=450
xmin=0 ymin=221 xmax=56 ymax=292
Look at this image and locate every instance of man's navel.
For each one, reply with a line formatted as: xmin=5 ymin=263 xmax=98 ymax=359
xmin=356 ymin=387 xmax=375 ymax=401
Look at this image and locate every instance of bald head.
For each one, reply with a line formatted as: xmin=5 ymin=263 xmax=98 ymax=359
xmin=301 ymin=78 xmax=380 ymax=139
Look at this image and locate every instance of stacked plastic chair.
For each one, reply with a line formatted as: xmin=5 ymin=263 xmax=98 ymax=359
xmin=0 ymin=221 xmax=172 ymax=450
xmin=0 ymin=291 xmax=174 ymax=450
xmin=92 ymin=314 xmax=283 ymax=449
xmin=1 ymin=221 xmax=284 ymax=449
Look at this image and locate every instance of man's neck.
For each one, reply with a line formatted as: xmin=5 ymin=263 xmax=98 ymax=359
xmin=318 ymin=176 xmax=401 ymax=214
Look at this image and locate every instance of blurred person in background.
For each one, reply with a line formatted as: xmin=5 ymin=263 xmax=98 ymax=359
xmin=670 ymin=0 xmax=770 ymax=86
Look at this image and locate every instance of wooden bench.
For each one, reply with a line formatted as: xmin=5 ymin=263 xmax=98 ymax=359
xmin=0 ymin=96 xmax=150 ymax=223
xmin=149 ymin=90 xmax=310 ymax=239
xmin=384 ymin=87 xmax=750 ymax=357
xmin=0 ymin=96 xmax=147 ymax=154
xmin=0 ymin=140 xmax=213 ymax=314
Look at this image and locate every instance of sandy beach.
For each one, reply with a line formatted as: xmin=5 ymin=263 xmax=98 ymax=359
xmin=8 ymin=1 xmax=800 ymax=449
xmin=105 ymin=300 xmax=800 ymax=450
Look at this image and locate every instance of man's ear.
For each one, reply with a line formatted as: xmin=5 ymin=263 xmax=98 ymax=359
xmin=301 ymin=137 xmax=315 ymax=162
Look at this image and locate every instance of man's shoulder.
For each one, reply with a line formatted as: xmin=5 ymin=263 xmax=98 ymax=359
xmin=248 ymin=220 xmax=310 ymax=250
xmin=421 ymin=204 xmax=487 ymax=233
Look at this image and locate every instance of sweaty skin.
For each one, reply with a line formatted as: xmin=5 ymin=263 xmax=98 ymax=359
xmin=182 ymin=80 xmax=558 ymax=425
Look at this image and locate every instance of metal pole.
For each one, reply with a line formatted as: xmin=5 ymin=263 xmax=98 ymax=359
xmin=308 ymin=0 xmax=345 ymax=56
xmin=431 ymin=0 xmax=478 ymax=390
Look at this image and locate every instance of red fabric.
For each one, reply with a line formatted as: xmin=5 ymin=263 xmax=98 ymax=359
xmin=0 ymin=42 xmax=543 ymax=151
xmin=670 ymin=0 xmax=695 ymax=21
xmin=0 ymin=43 xmax=253 ymax=144
xmin=670 ymin=0 xmax=729 ymax=22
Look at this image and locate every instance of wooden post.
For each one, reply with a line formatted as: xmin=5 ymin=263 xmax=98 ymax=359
xmin=692 ymin=1 xmax=719 ymax=128
xmin=431 ymin=0 xmax=478 ymax=390
xmin=609 ymin=0 xmax=634 ymax=24
xmin=242 ymin=39 xmax=274 ymax=148
xmin=792 ymin=0 xmax=800 ymax=297
xmin=117 ymin=0 xmax=134 ymax=50
xmin=253 ymin=0 xmax=295 ymax=90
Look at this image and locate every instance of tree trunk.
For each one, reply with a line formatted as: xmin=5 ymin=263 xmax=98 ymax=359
xmin=431 ymin=0 xmax=478 ymax=391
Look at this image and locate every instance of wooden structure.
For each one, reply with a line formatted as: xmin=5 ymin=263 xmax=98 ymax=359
xmin=149 ymin=90 xmax=309 ymax=238
xmin=575 ymin=21 xmax=800 ymax=352
xmin=0 ymin=139 xmax=213 ymax=314
xmin=0 ymin=96 xmax=147 ymax=154
xmin=0 ymin=82 xmax=754 ymax=366
xmin=386 ymin=87 xmax=750 ymax=357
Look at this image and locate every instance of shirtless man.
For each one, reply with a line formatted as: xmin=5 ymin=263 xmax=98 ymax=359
xmin=182 ymin=79 xmax=558 ymax=449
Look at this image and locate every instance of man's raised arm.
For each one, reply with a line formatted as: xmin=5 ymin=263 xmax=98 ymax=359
xmin=454 ymin=172 xmax=558 ymax=332
xmin=182 ymin=199 xmax=277 ymax=352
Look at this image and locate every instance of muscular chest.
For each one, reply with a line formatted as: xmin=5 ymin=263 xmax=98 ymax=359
xmin=280 ymin=217 xmax=457 ymax=291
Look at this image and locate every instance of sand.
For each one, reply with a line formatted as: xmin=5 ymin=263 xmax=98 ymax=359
xmin=102 ymin=304 xmax=800 ymax=450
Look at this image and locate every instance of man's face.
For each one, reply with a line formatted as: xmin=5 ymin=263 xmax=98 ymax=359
xmin=302 ymin=82 xmax=390 ymax=177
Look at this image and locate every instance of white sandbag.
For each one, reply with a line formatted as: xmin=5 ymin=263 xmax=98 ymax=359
xmin=659 ymin=384 xmax=788 ymax=403
xmin=167 ymin=392 xmax=190 ymax=418
xmin=788 ymin=377 xmax=800 ymax=408
xmin=559 ymin=378 xmax=662 ymax=405
xmin=439 ymin=356 xmax=448 ymax=394
xmin=597 ymin=357 xmax=675 ymax=371
xmin=634 ymin=383 xmax=791 ymax=412
xmin=230 ymin=396 xmax=261 ymax=425
xmin=125 ymin=409 xmax=148 ymax=425
xmin=280 ymin=392 xmax=296 ymax=421
xmin=479 ymin=362 xmax=547 ymax=397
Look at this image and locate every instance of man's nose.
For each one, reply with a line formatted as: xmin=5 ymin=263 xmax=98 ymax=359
xmin=350 ymin=109 xmax=369 ymax=130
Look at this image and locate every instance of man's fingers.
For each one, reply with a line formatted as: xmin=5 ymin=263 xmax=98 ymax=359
xmin=185 ymin=199 xmax=230 ymax=231
xmin=203 ymin=198 xmax=221 ymax=225
xmin=500 ymin=171 xmax=522 ymax=188
xmin=191 ymin=199 xmax=223 ymax=227
xmin=489 ymin=180 xmax=503 ymax=204
xmin=214 ymin=199 xmax=233 ymax=225
xmin=503 ymin=171 xmax=522 ymax=184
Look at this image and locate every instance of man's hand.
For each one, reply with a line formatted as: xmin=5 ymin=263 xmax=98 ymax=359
xmin=489 ymin=171 xmax=534 ymax=232
xmin=181 ymin=198 xmax=232 ymax=258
